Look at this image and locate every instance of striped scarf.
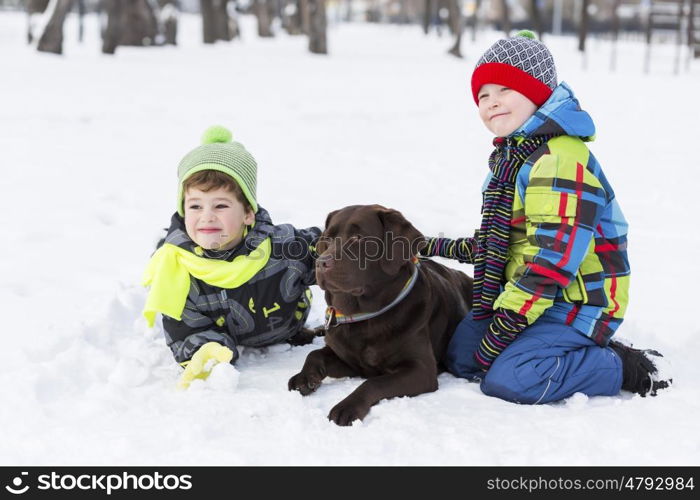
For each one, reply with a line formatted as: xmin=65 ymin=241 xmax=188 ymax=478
xmin=472 ymin=135 xmax=554 ymax=320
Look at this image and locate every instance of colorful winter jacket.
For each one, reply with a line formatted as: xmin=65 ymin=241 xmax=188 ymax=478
xmin=145 ymin=207 xmax=320 ymax=364
xmin=428 ymin=82 xmax=630 ymax=346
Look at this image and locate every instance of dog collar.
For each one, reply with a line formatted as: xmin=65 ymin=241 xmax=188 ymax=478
xmin=324 ymin=257 xmax=421 ymax=330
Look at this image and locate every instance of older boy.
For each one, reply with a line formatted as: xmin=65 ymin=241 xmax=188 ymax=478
xmin=422 ymin=31 xmax=670 ymax=403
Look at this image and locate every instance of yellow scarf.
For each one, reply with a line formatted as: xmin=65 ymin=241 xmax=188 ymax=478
xmin=142 ymin=239 xmax=271 ymax=327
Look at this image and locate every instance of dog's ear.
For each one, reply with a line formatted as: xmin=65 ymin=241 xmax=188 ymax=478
xmin=324 ymin=210 xmax=339 ymax=233
xmin=377 ymin=208 xmax=425 ymax=276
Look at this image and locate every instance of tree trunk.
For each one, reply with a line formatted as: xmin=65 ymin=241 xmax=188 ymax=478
xmin=255 ymin=0 xmax=275 ymax=37
xmin=201 ymin=0 xmax=216 ymax=43
xmin=446 ymin=0 xmax=463 ymax=57
xmin=577 ymin=0 xmax=589 ymax=53
xmin=201 ymin=0 xmax=232 ymax=43
xmin=470 ymin=0 xmax=481 ymax=42
xmin=528 ymin=0 xmax=543 ymax=40
xmin=27 ymin=0 xmax=51 ymax=44
xmin=27 ymin=0 xmax=51 ymax=13
xmin=499 ymin=0 xmax=510 ymax=36
xmin=610 ymin=0 xmax=621 ymax=71
xmin=422 ymin=0 xmax=434 ymax=35
xmin=37 ymin=0 xmax=75 ymax=55
xmin=77 ymin=0 xmax=85 ymax=42
xmin=101 ymin=0 xmax=122 ymax=54
xmin=282 ymin=0 xmax=304 ymax=35
xmin=690 ymin=0 xmax=699 ymax=58
xmin=344 ymin=0 xmax=352 ymax=22
xmin=398 ymin=0 xmax=409 ymax=24
xmin=366 ymin=0 xmax=380 ymax=22
xmin=214 ymin=0 xmax=234 ymax=41
xmin=299 ymin=0 xmax=311 ymax=35
xmin=158 ymin=0 xmax=179 ymax=45
xmin=120 ymin=0 xmax=158 ymax=46
xmin=308 ymin=0 xmax=327 ymax=54
xmin=101 ymin=0 xmax=158 ymax=54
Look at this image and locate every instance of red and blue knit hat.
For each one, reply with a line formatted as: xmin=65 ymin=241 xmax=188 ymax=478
xmin=471 ymin=30 xmax=557 ymax=107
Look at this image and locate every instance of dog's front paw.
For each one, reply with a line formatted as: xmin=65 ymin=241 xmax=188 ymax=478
xmin=288 ymin=370 xmax=324 ymax=396
xmin=328 ymin=397 xmax=370 ymax=426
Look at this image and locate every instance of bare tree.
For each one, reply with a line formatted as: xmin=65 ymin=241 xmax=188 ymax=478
xmin=527 ymin=0 xmax=543 ymax=39
xmin=101 ymin=0 xmax=122 ymax=54
xmin=26 ymin=0 xmax=51 ymax=44
xmin=422 ymin=0 xmax=435 ymax=35
xmin=577 ymin=0 xmax=589 ymax=53
xmin=366 ymin=0 xmax=380 ymax=22
xmin=300 ymin=0 xmax=310 ymax=35
xmin=121 ymin=0 xmax=158 ymax=46
xmin=37 ymin=0 xmax=75 ymax=54
xmin=445 ymin=0 xmax=463 ymax=57
xmin=308 ymin=0 xmax=327 ymax=54
xmin=688 ymin=0 xmax=699 ymax=58
xmin=282 ymin=0 xmax=304 ymax=35
xmin=498 ymin=0 xmax=510 ymax=36
xmin=610 ymin=0 xmax=621 ymax=70
xmin=255 ymin=0 xmax=275 ymax=37
xmin=469 ymin=0 xmax=482 ymax=42
xmin=159 ymin=0 xmax=179 ymax=45
xmin=201 ymin=0 xmax=235 ymax=43
xmin=102 ymin=0 xmax=159 ymax=54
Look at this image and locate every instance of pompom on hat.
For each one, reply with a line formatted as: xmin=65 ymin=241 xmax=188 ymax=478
xmin=471 ymin=30 xmax=557 ymax=107
xmin=176 ymin=126 xmax=258 ymax=216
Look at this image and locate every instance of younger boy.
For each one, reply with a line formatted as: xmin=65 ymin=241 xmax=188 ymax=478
xmin=422 ymin=31 xmax=671 ymax=403
xmin=143 ymin=126 xmax=320 ymax=388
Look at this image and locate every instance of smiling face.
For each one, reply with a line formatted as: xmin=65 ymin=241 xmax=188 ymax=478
xmin=477 ymin=83 xmax=538 ymax=137
xmin=184 ymin=186 xmax=255 ymax=251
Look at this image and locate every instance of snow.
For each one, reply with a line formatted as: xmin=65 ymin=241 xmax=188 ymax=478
xmin=1 ymin=12 xmax=699 ymax=466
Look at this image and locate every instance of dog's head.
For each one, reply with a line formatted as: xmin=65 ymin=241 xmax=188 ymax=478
xmin=315 ymin=204 xmax=425 ymax=297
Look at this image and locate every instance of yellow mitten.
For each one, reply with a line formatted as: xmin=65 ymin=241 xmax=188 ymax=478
xmin=177 ymin=342 xmax=234 ymax=390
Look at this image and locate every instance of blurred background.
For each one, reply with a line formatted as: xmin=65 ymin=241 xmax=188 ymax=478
xmin=4 ymin=0 xmax=699 ymax=71
xmin=2 ymin=1 xmax=700 ymax=465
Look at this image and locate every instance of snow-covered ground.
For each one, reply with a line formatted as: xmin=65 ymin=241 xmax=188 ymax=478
xmin=1 ymin=12 xmax=699 ymax=465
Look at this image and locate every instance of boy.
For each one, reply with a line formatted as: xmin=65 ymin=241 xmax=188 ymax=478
xmin=421 ymin=31 xmax=671 ymax=403
xmin=143 ymin=126 xmax=320 ymax=388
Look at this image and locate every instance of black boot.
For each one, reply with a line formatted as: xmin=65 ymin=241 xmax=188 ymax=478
xmin=609 ymin=340 xmax=672 ymax=397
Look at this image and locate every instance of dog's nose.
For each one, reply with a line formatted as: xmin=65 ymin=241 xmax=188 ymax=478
xmin=316 ymin=255 xmax=334 ymax=272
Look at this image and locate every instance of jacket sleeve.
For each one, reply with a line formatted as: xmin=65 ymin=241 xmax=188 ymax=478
xmin=161 ymin=293 xmax=239 ymax=365
xmin=494 ymin=150 xmax=607 ymax=325
xmin=421 ymin=234 xmax=479 ymax=264
xmin=294 ymin=225 xmax=322 ymax=286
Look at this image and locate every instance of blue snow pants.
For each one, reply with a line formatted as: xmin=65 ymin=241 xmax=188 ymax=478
xmin=446 ymin=311 xmax=623 ymax=404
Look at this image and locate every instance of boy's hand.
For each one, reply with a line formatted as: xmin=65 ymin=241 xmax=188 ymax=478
xmin=473 ymin=309 xmax=529 ymax=370
xmin=177 ymin=342 xmax=234 ymax=390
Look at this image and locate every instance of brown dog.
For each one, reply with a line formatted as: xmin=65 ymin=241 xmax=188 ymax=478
xmin=288 ymin=205 xmax=472 ymax=426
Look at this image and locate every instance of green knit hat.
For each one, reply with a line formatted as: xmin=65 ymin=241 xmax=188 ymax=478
xmin=176 ymin=126 xmax=258 ymax=216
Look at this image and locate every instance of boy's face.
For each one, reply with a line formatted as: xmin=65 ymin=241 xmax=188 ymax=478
xmin=477 ymin=84 xmax=538 ymax=137
xmin=184 ymin=186 xmax=255 ymax=251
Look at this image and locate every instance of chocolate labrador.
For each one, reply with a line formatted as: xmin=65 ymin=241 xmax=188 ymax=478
xmin=288 ymin=205 xmax=473 ymax=426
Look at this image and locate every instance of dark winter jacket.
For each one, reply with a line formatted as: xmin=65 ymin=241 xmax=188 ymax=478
xmin=157 ymin=207 xmax=320 ymax=364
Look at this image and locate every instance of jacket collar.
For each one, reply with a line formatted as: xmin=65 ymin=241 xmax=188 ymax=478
xmin=512 ymin=82 xmax=596 ymax=141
